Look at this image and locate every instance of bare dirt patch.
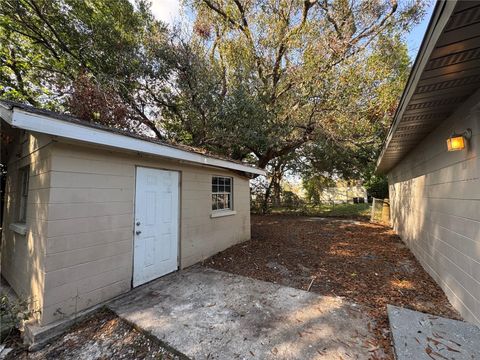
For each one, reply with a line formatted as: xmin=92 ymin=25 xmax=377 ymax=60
xmin=7 ymin=309 xmax=183 ymax=360
xmin=204 ymin=215 xmax=461 ymax=359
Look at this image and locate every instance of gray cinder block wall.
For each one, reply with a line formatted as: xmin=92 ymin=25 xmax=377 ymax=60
xmin=388 ymin=89 xmax=480 ymax=325
xmin=2 ymin=137 xmax=251 ymax=326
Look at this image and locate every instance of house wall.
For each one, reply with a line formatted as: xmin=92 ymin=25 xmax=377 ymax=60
xmin=1 ymin=131 xmax=53 ymax=319
xmin=40 ymin=141 xmax=251 ymax=325
xmin=388 ymin=89 xmax=480 ymax=325
xmin=320 ymin=185 xmax=367 ymax=204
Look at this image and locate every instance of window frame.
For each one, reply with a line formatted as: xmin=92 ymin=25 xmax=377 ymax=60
xmin=17 ymin=165 xmax=30 ymax=223
xmin=211 ymin=176 xmax=233 ymax=212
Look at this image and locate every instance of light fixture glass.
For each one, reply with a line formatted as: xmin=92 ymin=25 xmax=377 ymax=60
xmin=446 ymin=129 xmax=471 ymax=152
xmin=447 ymin=135 xmax=465 ymax=151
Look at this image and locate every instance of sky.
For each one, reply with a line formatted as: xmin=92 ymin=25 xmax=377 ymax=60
xmin=145 ymin=0 xmax=436 ymax=186
xmin=149 ymin=0 xmax=181 ymax=25
xmin=148 ymin=0 xmax=436 ymax=60
xmin=405 ymin=1 xmax=436 ymax=60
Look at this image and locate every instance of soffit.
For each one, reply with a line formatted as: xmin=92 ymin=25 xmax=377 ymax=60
xmin=377 ymin=2 xmax=480 ymax=173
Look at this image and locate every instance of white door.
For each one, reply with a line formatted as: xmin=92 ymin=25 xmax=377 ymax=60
xmin=133 ymin=167 xmax=179 ymax=287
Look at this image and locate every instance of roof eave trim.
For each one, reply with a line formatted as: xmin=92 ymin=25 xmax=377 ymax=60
xmin=376 ymin=0 xmax=458 ymax=174
xmin=0 ymin=102 xmax=13 ymax=124
xmin=7 ymin=108 xmax=266 ymax=176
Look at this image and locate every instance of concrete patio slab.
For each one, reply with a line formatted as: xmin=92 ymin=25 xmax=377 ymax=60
xmin=388 ymin=305 xmax=480 ymax=360
xmin=109 ymin=266 xmax=383 ymax=359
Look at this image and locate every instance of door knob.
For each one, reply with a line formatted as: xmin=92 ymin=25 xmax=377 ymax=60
xmin=136 ymin=221 xmax=141 ymax=226
xmin=136 ymin=230 xmax=142 ymax=235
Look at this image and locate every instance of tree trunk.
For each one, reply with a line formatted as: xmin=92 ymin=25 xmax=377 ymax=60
xmin=262 ymin=179 xmax=273 ymax=214
xmin=261 ymin=160 xmax=284 ymax=213
xmin=272 ymin=175 xmax=282 ymax=207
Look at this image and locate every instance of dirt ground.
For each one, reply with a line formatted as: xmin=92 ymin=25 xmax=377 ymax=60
xmin=205 ymin=215 xmax=461 ymax=359
xmin=6 ymin=309 xmax=183 ymax=360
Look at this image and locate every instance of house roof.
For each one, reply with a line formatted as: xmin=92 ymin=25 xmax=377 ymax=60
xmin=377 ymin=0 xmax=480 ymax=173
xmin=0 ymin=100 xmax=266 ymax=176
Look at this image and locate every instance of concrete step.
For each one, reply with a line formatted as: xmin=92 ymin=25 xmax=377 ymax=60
xmin=388 ymin=305 xmax=480 ymax=360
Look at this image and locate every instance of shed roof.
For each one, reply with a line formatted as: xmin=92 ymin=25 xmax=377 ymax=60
xmin=0 ymin=100 xmax=266 ymax=176
xmin=377 ymin=0 xmax=480 ymax=173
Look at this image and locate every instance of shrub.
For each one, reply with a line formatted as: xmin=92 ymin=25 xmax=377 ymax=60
xmin=364 ymin=174 xmax=389 ymax=199
xmin=0 ymin=294 xmax=39 ymax=341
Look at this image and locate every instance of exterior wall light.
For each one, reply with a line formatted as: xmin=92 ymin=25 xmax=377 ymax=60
xmin=447 ymin=129 xmax=472 ymax=152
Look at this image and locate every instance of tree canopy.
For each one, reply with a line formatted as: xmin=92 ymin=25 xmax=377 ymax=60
xmin=171 ymin=0 xmax=424 ymax=166
xmin=0 ymin=0 xmax=427 ymax=207
xmin=0 ymin=0 xmax=172 ymax=136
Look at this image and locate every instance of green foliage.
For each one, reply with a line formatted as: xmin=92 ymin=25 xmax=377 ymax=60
xmin=268 ymin=203 xmax=371 ymax=218
xmin=177 ymin=0 xmax=425 ymax=168
xmin=364 ymin=174 xmax=389 ymax=199
xmin=170 ymin=0 xmax=424 ymax=211
xmin=0 ymin=0 xmax=172 ymax=135
xmin=303 ymin=175 xmax=335 ymax=205
xmin=300 ymin=31 xmax=412 ymax=180
xmin=0 ymin=293 xmax=39 ymax=340
xmin=0 ymin=0 xmax=426 ymax=204
xmin=281 ymin=190 xmax=303 ymax=208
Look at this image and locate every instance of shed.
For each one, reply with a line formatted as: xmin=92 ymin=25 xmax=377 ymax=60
xmin=0 ymin=100 xmax=265 ymax=333
xmin=377 ymin=0 xmax=480 ymax=325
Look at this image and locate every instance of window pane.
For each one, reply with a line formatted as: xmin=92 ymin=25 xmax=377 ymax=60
xmin=22 ymin=170 xmax=29 ymax=196
xmin=217 ymin=194 xmax=225 ymax=209
xmin=212 ymin=176 xmax=233 ymax=211
xmin=212 ymin=194 xmax=217 ymax=210
xmin=18 ymin=166 xmax=29 ymax=222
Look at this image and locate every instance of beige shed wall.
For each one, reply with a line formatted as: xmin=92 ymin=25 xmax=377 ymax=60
xmin=41 ymin=142 xmax=251 ymax=324
xmin=388 ymin=89 xmax=480 ymax=325
xmin=1 ymin=131 xmax=53 ymax=320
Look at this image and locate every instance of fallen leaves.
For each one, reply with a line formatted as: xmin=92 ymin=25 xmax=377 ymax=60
xmin=205 ymin=215 xmax=461 ymax=359
xmin=10 ymin=310 xmax=180 ymax=360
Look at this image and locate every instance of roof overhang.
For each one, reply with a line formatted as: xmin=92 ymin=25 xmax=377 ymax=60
xmin=377 ymin=0 xmax=480 ymax=173
xmin=0 ymin=103 xmax=266 ymax=177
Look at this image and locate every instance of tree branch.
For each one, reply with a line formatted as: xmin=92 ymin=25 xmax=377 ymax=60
xmin=201 ymin=0 xmax=266 ymax=85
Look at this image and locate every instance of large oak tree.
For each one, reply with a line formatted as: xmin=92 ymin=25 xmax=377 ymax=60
xmin=166 ymin=0 xmax=425 ymax=169
xmin=0 ymin=0 xmax=425 ymax=210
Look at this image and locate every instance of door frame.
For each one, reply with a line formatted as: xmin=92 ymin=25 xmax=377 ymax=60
xmin=131 ymin=165 xmax=182 ymax=287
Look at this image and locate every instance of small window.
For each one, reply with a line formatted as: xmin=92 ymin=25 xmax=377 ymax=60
xmin=18 ymin=166 xmax=30 ymax=223
xmin=212 ymin=176 xmax=232 ymax=211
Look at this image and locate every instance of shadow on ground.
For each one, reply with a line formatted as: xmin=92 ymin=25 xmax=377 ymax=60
xmin=205 ymin=215 xmax=461 ymax=358
xmin=109 ymin=266 xmax=385 ymax=359
xmin=6 ymin=309 xmax=182 ymax=360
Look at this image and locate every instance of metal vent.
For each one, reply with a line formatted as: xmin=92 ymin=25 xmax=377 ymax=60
xmin=406 ymin=96 xmax=467 ymax=110
xmin=425 ymin=48 xmax=480 ymax=70
xmin=401 ymin=113 xmax=449 ymax=124
xmin=415 ymin=74 xmax=480 ymax=94
xmin=445 ymin=5 xmax=480 ymax=31
xmin=396 ymin=124 xmax=433 ymax=132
